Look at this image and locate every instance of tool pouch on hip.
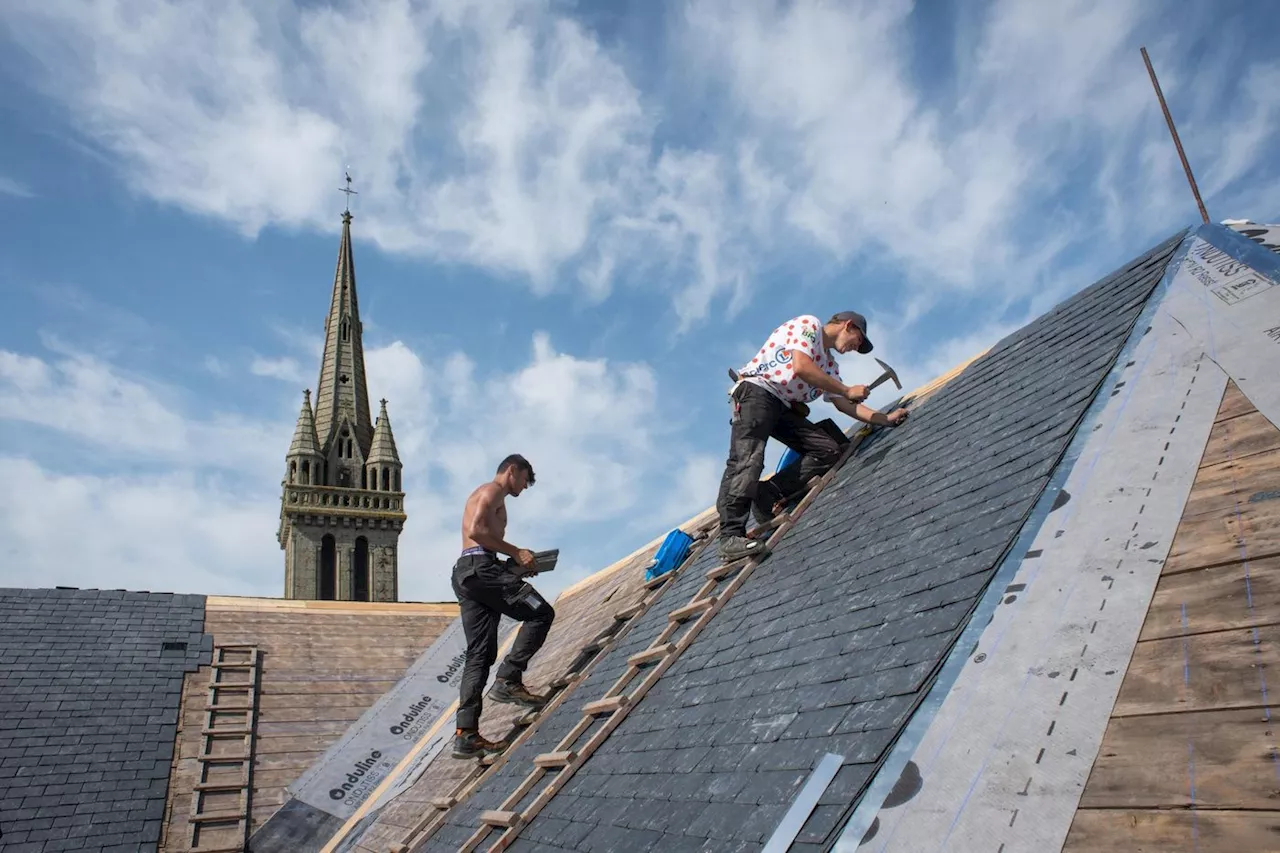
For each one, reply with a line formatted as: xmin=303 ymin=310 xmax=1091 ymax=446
xmin=502 ymin=580 xmax=544 ymax=610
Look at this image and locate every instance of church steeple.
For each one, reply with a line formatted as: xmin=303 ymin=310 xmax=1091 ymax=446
xmin=277 ymin=181 xmax=407 ymax=603
xmin=313 ymin=209 xmax=374 ymax=463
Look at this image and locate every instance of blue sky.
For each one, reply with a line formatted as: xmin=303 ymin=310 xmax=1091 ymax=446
xmin=1 ymin=0 xmax=1278 ymax=603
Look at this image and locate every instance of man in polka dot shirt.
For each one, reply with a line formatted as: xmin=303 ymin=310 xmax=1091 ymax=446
xmin=715 ymin=311 xmax=909 ymax=562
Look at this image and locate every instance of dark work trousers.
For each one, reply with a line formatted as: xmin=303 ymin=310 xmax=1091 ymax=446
xmin=451 ymin=552 xmax=556 ymax=731
xmin=715 ymin=382 xmax=844 ymax=538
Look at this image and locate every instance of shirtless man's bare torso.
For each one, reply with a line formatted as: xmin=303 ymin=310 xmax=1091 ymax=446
xmin=460 ymin=480 xmax=535 ymax=572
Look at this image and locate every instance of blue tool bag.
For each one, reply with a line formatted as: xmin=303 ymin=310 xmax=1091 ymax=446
xmin=644 ymin=528 xmax=695 ymax=582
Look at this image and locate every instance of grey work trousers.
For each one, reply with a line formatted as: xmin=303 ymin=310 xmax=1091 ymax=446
xmin=451 ymin=552 xmax=555 ymax=731
xmin=715 ymin=382 xmax=844 ymax=538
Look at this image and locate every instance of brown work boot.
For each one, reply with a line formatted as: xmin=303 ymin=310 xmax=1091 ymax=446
xmin=452 ymin=729 xmax=508 ymax=760
xmin=486 ymin=679 xmax=548 ymax=709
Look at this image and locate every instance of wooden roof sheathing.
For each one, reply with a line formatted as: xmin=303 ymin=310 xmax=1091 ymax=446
xmin=1063 ymin=382 xmax=1280 ymax=852
xmin=159 ymin=597 xmax=456 ymax=851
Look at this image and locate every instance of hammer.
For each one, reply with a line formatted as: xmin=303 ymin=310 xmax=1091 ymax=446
xmin=866 ymin=357 xmax=902 ymax=393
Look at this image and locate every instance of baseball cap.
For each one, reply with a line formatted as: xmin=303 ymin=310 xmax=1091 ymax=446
xmin=829 ymin=311 xmax=874 ymax=354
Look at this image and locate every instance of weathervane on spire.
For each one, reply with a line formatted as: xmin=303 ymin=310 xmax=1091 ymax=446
xmin=339 ymin=168 xmax=358 ymax=214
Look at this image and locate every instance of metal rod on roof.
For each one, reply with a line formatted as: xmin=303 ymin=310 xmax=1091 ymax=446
xmin=1141 ymin=46 xmax=1210 ymax=225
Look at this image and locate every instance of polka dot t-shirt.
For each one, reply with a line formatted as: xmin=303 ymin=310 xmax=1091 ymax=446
xmin=738 ymin=314 xmax=841 ymax=404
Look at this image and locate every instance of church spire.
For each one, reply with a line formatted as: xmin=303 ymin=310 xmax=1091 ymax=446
xmin=367 ymin=399 xmax=402 ymax=466
xmin=287 ymin=389 xmax=321 ymax=458
xmin=312 ymin=203 xmax=374 ymax=459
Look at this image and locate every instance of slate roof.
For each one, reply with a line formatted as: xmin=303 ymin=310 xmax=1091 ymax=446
xmin=0 ymin=588 xmax=210 ymax=853
xmin=421 ymin=230 xmax=1185 ymax=852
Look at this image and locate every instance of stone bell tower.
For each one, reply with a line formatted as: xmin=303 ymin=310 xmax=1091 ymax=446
xmin=277 ymin=194 xmax=406 ymax=601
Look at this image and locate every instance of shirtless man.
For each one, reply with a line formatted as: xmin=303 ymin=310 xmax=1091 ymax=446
xmin=450 ymin=453 xmax=556 ymax=759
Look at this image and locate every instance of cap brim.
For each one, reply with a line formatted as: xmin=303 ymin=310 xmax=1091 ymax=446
xmin=858 ymin=338 xmax=873 ymax=355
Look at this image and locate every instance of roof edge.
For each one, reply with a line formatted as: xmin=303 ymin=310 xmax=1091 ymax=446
xmin=205 ymin=594 xmax=457 ymax=615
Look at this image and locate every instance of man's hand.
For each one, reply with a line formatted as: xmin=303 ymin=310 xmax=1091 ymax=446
xmin=514 ymin=549 xmax=537 ymax=572
xmin=886 ymin=408 xmax=909 ymax=427
xmin=844 ymin=384 xmax=870 ymax=404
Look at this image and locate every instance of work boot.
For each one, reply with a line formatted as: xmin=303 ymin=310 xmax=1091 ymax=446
xmin=719 ymin=535 xmax=769 ymax=563
xmin=486 ymin=679 xmax=548 ymax=709
xmin=452 ymin=729 xmax=508 ymax=760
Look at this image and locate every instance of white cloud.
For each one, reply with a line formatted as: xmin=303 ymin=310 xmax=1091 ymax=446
xmin=250 ymin=355 xmax=305 ymax=383
xmin=0 ymin=175 xmax=33 ymax=198
xmin=0 ymin=348 xmax=286 ymax=477
xmin=0 ymin=457 xmax=280 ymax=596
xmin=4 ymin=0 xmax=1278 ymax=337
xmin=0 ymin=0 xmax=738 ymax=325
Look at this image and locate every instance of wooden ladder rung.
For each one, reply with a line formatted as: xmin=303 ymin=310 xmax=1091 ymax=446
xmin=706 ymin=560 xmax=747 ymax=581
xmin=193 ymin=781 xmax=248 ymax=793
xmin=644 ymin=572 xmax=672 ymax=590
xmin=627 ymin=644 xmax=674 ymax=668
xmin=205 ymin=704 xmax=253 ymax=713
xmin=613 ymin=602 xmax=644 ymax=621
xmin=516 ymin=707 xmax=543 ymax=726
xmin=582 ymin=695 xmax=628 ymax=716
xmin=549 ymin=673 xmax=581 ymax=690
xmin=533 ymin=750 xmax=575 ymax=769
xmin=196 ymin=752 xmax=250 ymax=763
xmin=207 ymin=678 xmax=254 ymax=688
xmin=201 ymin=727 xmax=251 ymax=737
xmin=668 ymin=597 xmax=716 ymax=623
xmin=188 ymin=811 xmax=247 ymax=824
xmin=210 ymin=662 xmax=256 ymax=670
xmin=479 ymin=810 xmax=521 ymax=828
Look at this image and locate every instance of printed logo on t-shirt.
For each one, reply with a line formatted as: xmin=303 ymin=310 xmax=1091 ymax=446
xmin=739 ymin=314 xmax=841 ymax=404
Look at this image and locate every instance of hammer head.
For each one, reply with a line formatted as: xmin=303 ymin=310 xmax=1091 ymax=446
xmin=874 ymin=357 xmax=902 ymax=390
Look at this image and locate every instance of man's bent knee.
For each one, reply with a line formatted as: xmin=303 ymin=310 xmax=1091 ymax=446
xmin=812 ymin=440 xmax=841 ymax=469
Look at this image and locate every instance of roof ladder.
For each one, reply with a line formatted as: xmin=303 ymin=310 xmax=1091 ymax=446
xmin=187 ymin=644 xmax=261 ymax=853
xmin=394 ymin=529 xmax=718 ymax=852
xmin=448 ymin=431 xmax=869 ymax=853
